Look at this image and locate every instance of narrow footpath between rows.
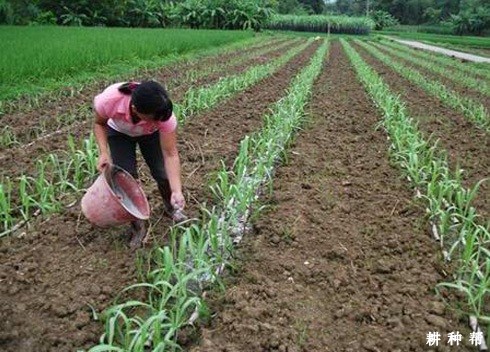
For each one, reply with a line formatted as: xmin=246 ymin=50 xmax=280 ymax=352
xmin=0 ymin=41 xmax=320 ymax=352
xmin=353 ymin=42 xmax=490 ymax=220
xmin=191 ymin=41 xmax=473 ymax=352
xmin=390 ymin=38 xmax=490 ymax=63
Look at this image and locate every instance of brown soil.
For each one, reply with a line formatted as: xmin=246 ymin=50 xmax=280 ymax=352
xmin=353 ymin=42 xmax=490 ymax=220
xmin=373 ymin=43 xmax=490 ymax=110
xmin=0 ymin=36 xmax=294 ymax=151
xmin=189 ymin=41 xmax=474 ymax=352
xmin=0 ymin=41 xmax=320 ymax=352
xmin=0 ymin=39 xmax=301 ymax=179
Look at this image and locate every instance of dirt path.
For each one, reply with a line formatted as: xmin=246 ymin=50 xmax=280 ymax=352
xmin=190 ymin=41 xmax=473 ymax=352
xmin=0 ymin=39 xmax=301 ymax=178
xmin=0 ymin=41 xmax=320 ymax=352
xmin=389 ymin=38 xmax=490 ymax=63
xmin=353 ymin=42 xmax=490 ymax=220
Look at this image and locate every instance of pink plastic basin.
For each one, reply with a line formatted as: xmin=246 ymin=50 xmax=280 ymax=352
xmin=81 ymin=165 xmax=150 ymax=227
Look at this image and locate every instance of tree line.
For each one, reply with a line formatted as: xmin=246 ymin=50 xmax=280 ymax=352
xmin=0 ymin=0 xmax=274 ymax=29
xmin=1 ymin=0 xmax=488 ymax=35
xmin=327 ymin=0 xmax=489 ymax=34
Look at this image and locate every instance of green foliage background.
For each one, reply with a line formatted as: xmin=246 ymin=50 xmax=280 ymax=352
xmin=329 ymin=0 xmax=490 ymax=35
xmin=0 ymin=0 xmax=276 ymax=30
xmin=1 ymin=0 xmax=489 ymax=35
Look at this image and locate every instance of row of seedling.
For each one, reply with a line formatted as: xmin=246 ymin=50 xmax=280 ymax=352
xmin=371 ymin=41 xmax=489 ymax=97
xmin=0 ymin=40 xmax=313 ymax=236
xmin=0 ymin=126 xmax=18 ymax=149
xmin=88 ymin=40 xmax=329 ymax=352
xmin=0 ymin=37 xmax=300 ymax=150
xmin=177 ymin=39 xmax=313 ymax=119
xmin=181 ymin=37 xmax=300 ymax=83
xmin=380 ymin=39 xmax=490 ymax=82
xmin=0 ymin=134 xmax=98 ymax=237
xmin=342 ymin=39 xmax=489 ymax=332
xmin=355 ymin=39 xmax=490 ymax=132
xmin=0 ymin=104 xmax=93 ymax=151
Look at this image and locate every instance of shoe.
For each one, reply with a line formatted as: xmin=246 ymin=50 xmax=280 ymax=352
xmin=129 ymin=220 xmax=147 ymax=249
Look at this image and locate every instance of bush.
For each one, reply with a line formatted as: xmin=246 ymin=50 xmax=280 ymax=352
xmin=0 ymin=0 xmax=15 ymax=24
xmin=173 ymin=0 xmax=274 ymax=30
xmin=450 ymin=6 xmax=490 ymax=35
xmin=30 ymin=10 xmax=57 ymax=25
xmin=371 ymin=10 xmax=398 ymax=31
xmin=2 ymin=0 xmax=275 ymax=29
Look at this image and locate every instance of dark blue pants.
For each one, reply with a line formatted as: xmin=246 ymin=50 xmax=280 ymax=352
xmin=107 ymin=126 xmax=167 ymax=185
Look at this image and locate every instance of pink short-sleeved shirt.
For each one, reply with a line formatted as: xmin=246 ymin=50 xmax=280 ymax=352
xmin=93 ymin=82 xmax=177 ymax=137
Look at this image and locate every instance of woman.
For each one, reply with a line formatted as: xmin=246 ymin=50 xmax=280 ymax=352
xmin=93 ymin=80 xmax=186 ymax=248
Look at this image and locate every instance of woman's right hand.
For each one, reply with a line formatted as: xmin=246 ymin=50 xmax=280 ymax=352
xmin=97 ymin=153 xmax=111 ymax=172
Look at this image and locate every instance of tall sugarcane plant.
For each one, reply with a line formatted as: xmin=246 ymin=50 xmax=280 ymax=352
xmin=266 ymin=14 xmax=375 ymax=35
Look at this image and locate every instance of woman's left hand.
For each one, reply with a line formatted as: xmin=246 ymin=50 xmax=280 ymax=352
xmin=171 ymin=191 xmax=185 ymax=210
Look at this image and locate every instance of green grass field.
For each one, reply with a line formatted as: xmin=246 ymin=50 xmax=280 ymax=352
xmin=0 ymin=26 xmax=252 ymax=101
xmin=380 ymin=24 xmax=454 ymax=35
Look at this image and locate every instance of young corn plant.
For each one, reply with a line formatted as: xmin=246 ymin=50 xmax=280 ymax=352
xmin=355 ymin=40 xmax=490 ymax=132
xmin=47 ymin=153 xmax=77 ymax=194
xmin=29 ymin=159 xmax=59 ymax=214
xmin=0 ymin=178 xmax=14 ymax=234
xmin=81 ymin=134 xmax=99 ymax=180
xmin=343 ymin=38 xmax=489 ymax=329
xmin=66 ymin=134 xmax=99 ymax=190
xmin=0 ymin=126 xmax=19 ymax=148
xmin=17 ymin=175 xmax=35 ymax=222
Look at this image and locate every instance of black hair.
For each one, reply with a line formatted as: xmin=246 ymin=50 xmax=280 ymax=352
xmin=118 ymin=81 xmax=173 ymax=122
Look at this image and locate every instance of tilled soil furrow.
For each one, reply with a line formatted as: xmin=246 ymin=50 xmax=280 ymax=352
xmin=0 ymin=39 xmax=302 ymax=177
xmin=0 ymin=37 xmax=292 ymax=151
xmin=0 ymin=41 xmax=321 ymax=352
xmin=352 ymin=42 xmax=490 ymax=220
xmin=190 ymin=41 xmax=472 ymax=352
xmin=373 ymin=43 xmax=490 ymax=108
xmin=169 ymin=39 xmax=300 ymax=101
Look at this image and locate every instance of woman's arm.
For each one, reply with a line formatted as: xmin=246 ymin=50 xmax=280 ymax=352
xmin=94 ymin=113 xmax=111 ymax=171
xmin=160 ymin=130 xmax=185 ymax=209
